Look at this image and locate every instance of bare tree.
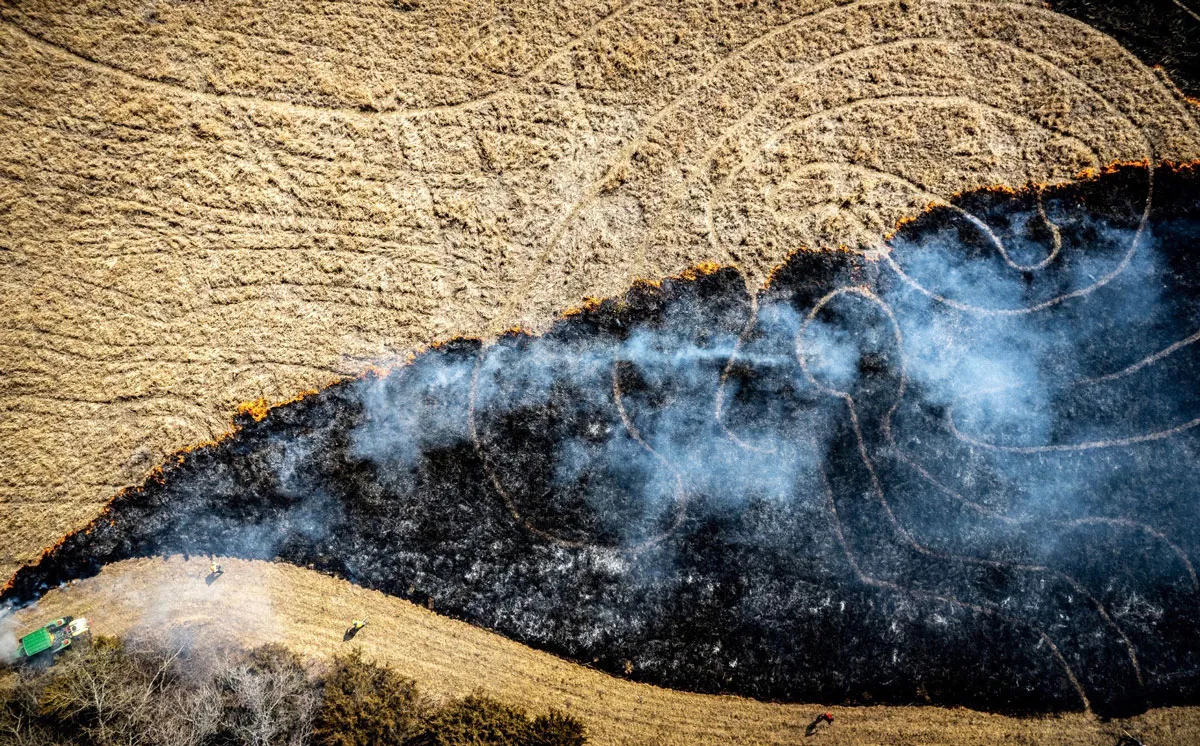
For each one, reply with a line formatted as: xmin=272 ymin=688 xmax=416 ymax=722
xmin=0 ymin=708 xmax=67 ymax=746
xmin=1 ymin=675 xmax=70 ymax=746
xmin=145 ymin=678 xmax=223 ymax=746
xmin=34 ymin=637 xmax=204 ymax=746
xmin=218 ymin=645 xmax=319 ymax=746
xmin=37 ymin=639 xmax=150 ymax=745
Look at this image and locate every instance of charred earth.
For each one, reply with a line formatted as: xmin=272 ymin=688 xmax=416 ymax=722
xmin=1046 ymin=0 xmax=1200 ymax=98
xmin=6 ymin=164 xmax=1200 ymax=718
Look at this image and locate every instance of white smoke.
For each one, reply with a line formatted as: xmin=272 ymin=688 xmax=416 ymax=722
xmin=0 ymin=604 xmax=27 ymax=665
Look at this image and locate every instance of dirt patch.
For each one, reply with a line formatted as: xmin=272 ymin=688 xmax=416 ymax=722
xmin=2 ymin=0 xmax=1199 ymax=587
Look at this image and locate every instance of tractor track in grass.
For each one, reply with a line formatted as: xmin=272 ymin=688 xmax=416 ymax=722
xmin=4 ymin=0 xmax=1200 ymax=739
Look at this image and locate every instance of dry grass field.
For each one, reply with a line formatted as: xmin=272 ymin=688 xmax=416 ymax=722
xmin=11 ymin=556 xmax=1200 ymax=746
xmin=2 ymin=0 xmax=1200 ymax=742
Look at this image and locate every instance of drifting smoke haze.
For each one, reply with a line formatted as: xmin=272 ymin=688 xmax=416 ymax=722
xmin=0 ymin=610 xmax=20 ymax=666
xmin=5 ymin=164 xmax=1200 ymax=717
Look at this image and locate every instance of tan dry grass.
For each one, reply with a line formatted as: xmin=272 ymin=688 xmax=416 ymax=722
xmin=3 ymin=0 xmax=1198 ymax=579
xmin=2 ymin=1 xmax=1200 ymax=741
xmin=9 ymin=556 xmax=1199 ymax=746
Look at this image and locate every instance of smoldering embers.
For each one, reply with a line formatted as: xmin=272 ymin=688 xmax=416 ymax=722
xmin=7 ymin=164 xmax=1200 ymax=717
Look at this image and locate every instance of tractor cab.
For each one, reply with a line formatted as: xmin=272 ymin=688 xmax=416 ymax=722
xmin=18 ymin=616 xmax=91 ymax=661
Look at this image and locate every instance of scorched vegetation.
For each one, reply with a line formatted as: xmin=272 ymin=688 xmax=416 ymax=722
xmin=0 ymin=638 xmax=586 ymax=746
xmin=5 ymin=164 xmax=1200 ymax=717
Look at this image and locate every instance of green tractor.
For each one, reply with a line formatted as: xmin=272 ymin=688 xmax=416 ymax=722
xmin=16 ymin=616 xmax=91 ymax=663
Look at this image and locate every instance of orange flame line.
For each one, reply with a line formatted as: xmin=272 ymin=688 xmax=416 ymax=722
xmin=6 ymin=159 xmax=1199 ymax=597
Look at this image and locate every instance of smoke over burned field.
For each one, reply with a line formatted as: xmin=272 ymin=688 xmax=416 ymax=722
xmin=6 ymin=164 xmax=1200 ymax=717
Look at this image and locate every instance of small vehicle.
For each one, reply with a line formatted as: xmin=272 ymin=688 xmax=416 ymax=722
xmin=17 ymin=616 xmax=91 ymax=661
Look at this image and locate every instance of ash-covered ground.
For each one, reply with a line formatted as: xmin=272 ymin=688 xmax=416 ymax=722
xmin=7 ymin=165 xmax=1200 ymax=717
xmin=1046 ymin=0 xmax=1200 ymax=98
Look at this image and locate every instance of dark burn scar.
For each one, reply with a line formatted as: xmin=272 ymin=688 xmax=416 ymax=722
xmin=7 ymin=164 xmax=1200 ymax=717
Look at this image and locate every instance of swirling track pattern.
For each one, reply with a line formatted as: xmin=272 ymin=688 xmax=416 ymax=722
xmin=3 ymin=0 xmax=1199 ymax=589
xmin=7 ymin=164 xmax=1200 ymax=717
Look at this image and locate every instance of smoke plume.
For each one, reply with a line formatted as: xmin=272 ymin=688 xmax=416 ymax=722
xmin=4 ymin=163 xmax=1199 ymax=717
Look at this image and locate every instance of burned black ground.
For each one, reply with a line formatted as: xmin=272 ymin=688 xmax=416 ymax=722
xmin=6 ymin=164 xmax=1200 ymax=717
xmin=1046 ymin=0 xmax=1200 ymax=98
